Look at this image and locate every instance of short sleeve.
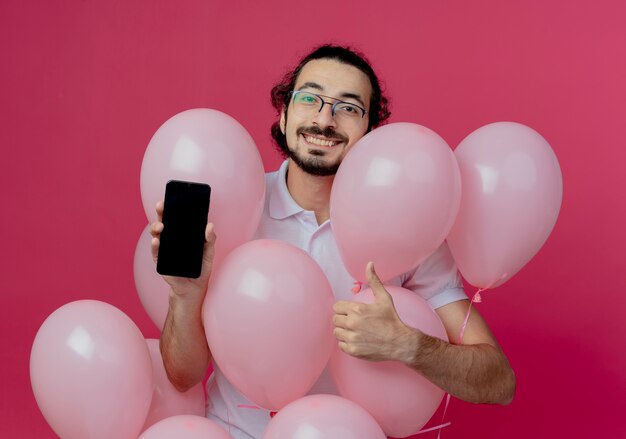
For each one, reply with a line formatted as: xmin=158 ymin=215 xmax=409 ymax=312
xmin=401 ymin=241 xmax=468 ymax=309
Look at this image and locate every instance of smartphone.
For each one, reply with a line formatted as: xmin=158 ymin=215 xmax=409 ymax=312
xmin=157 ymin=180 xmax=211 ymax=278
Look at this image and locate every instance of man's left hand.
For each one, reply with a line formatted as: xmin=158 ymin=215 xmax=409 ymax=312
xmin=332 ymin=262 xmax=419 ymax=363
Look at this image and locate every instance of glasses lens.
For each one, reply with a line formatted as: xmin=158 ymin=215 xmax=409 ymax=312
xmin=291 ymin=91 xmax=366 ymax=123
xmin=333 ymin=102 xmax=364 ymax=118
xmin=293 ymin=91 xmax=321 ymax=107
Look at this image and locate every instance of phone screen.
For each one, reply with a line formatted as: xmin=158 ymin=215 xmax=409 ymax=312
xmin=157 ymin=180 xmax=211 ymax=278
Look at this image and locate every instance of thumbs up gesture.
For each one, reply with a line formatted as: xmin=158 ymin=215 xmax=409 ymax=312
xmin=333 ymin=262 xmax=419 ymax=363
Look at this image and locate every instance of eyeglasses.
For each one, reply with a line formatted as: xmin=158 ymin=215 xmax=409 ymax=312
xmin=289 ymin=91 xmax=368 ymax=123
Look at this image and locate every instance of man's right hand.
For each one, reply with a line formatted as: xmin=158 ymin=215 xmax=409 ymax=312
xmin=149 ymin=200 xmax=216 ymax=302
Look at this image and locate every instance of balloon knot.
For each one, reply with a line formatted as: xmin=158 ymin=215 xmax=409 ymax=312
xmin=269 ymin=411 xmax=277 ymax=418
xmin=351 ymin=281 xmax=362 ymax=294
xmin=472 ymin=292 xmax=483 ymax=303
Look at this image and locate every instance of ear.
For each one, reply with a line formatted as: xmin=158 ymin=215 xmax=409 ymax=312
xmin=280 ymin=106 xmax=286 ymax=135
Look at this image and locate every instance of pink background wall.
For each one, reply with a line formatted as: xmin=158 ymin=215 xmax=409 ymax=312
xmin=2 ymin=1 xmax=625 ymax=437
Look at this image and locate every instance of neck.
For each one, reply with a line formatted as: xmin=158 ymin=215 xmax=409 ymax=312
xmin=285 ymin=160 xmax=334 ymax=224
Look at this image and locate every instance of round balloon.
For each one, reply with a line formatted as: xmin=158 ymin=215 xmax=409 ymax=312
xmin=134 ymin=225 xmax=170 ymax=330
xmin=141 ymin=339 xmax=206 ymax=432
xmin=447 ymin=122 xmax=563 ymax=288
xmin=330 ymin=286 xmax=448 ymax=437
xmin=204 ymin=239 xmax=335 ymax=411
xmin=30 ymin=300 xmax=153 ymax=439
xmin=262 ymin=394 xmax=386 ymax=439
xmin=139 ymin=415 xmax=233 ymax=439
xmin=330 ymin=123 xmax=461 ymax=283
xmin=140 ymin=108 xmax=266 ymax=268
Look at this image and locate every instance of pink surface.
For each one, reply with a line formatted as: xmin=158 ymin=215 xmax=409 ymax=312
xmin=331 ymin=286 xmax=449 ymax=437
xmin=204 ymin=239 xmax=335 ymax=411
xmin=2 ymin=1 xmax=625 ymax=438
xmin=331 ymin=123 xmax=461 ymax=283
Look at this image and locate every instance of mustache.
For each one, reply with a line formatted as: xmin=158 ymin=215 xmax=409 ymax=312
xmin=297 ymin=126 xmax=348 ymax=142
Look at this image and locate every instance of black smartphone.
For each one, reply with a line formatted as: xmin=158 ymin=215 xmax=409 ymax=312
xmin=157 ymin=180 xmax=211 ymax=278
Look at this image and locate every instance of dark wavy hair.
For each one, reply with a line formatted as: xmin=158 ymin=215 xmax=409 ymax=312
xmin=270 ymin=44 xmax=391 ymax=156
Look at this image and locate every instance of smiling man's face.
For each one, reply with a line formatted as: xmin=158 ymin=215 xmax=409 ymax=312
xmin=280 ymin=58 xmax=372 ymax=176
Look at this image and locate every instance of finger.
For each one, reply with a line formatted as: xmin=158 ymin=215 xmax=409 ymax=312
xmin=333 ymin=300 xmax=353 ymax=315
xmin=149 ymin=221 xmax=163 ymax=238
xmin=333 ymin=327 xmax=349 ymax=342
xmin=366 ymin=261 xmax=383 ymax=289
xmin=150 ymin=237 xmax=159 ymax=264
xmin=205 ymin=222 xmax=216 ymax=244
xmin=332 ymin=314 xmax=349 ymax=329
xmin=202 ymin=223 xmax=216 ymax=266
xmin=366 ymin=262 xmax=392 ymax=303
xmin=337 ymin=340 xmax=349 ymax=354
xmin=336 ymin=340 xmax=358 ymax=358
xmin=155 ymin=200 xmax=164 ymax=222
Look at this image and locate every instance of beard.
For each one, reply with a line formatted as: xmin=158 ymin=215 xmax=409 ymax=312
xmin=287 ymin=146 xmax=341 ymax=176
xmin=284 ymin=124 xmax=348 ymax=177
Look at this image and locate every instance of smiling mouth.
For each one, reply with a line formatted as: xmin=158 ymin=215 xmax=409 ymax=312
xmin=302 ymin=134 xmax=342 ymax=147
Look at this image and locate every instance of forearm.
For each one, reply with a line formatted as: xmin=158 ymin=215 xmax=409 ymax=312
xmin=160 ymin=290 xmax=211 ymax=392
xmin=403 ymin=330 xmax=515 ymax=405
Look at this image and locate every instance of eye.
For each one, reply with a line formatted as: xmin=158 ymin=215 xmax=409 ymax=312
xmin=336 ymin=103 xmax=360 ymax=116
xmin=295 ymin=92 xmax=319 ymax=105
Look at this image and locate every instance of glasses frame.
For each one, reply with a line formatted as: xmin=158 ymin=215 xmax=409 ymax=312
xmin=289 ymin=90 xmax=368 ymax=119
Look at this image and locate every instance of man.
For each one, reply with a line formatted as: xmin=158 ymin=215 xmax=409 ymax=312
xmin=150 ymin=45 xmax=515 ymax=438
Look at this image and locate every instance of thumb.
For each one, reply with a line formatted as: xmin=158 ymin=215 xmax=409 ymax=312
xmin=366 ymin=262 xmax=392 ymax=303
xmin=203 ymin=223 xmax=216 ymax=265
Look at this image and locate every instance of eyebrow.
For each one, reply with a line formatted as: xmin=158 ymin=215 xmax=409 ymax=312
xmin=296 ymin=81 xmax=367 ymax=108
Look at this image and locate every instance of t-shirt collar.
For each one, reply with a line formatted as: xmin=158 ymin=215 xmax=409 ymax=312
xmin=269 ymin=160 xmax=305 ymax=220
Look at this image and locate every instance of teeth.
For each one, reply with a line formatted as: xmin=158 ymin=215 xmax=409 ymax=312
xmin=304 ymin=135 xmax=338 ymax=147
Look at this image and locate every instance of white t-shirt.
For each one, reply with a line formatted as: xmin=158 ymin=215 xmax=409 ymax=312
xmin=206 ymin=160 xmax=467 ymax=438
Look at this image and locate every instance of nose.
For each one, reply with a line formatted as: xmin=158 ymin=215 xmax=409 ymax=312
xmin=313 ymin=101 xmax=337 ymax=128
